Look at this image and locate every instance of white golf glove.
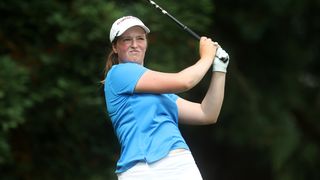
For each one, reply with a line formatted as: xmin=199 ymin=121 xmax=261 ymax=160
xmin=213 ymin=47 xmax=229 ymax=73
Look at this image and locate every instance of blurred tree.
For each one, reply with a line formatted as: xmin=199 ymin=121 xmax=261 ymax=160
xmin=0 ymin=0 xmax=121 ymax=179
xmin=203 ymin=0 xmax=320 ymax=179
xmin=0 ymin=0 xmax=319 ymax=179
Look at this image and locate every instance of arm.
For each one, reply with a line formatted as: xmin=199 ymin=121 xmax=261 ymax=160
xmin=177 ymin=72 xmax=226 ymax=125
xmin=135 ymin=37 xmax=218 ymax=93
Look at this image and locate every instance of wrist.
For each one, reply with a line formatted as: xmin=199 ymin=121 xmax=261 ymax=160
xmin=200 ymin=56 xmax=213 ymax=62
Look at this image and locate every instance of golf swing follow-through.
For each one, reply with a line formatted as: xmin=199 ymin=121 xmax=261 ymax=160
xmin=102 ymin=1 xmax=229 ymax=179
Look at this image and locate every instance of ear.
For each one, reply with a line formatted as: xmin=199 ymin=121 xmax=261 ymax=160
xmin=112 ymin=44 xmax=117 ymax=54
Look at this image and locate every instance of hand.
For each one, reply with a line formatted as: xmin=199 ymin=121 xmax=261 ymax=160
xmin=215 ymin=47 xmax=229 ymax=63
xmin=199 ymin=37 xmax=219 ymax=62
xmin=213 ymin=47 xmax=230 ymax=73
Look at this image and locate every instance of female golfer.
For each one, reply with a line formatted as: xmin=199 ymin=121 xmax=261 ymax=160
xmin=103 ymin=16 xmax=229 ymax=180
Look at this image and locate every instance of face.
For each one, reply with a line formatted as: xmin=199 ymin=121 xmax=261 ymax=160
xmin=113 ymin=26 xmax=147 ymax=65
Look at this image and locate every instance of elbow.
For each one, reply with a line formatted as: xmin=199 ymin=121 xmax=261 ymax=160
xmin=180 ymin=78 xmax=197 ymax=92
xmin=201 ymin=105 xmax=223 ymax=125
xmin=183 ymin=81 xmax=194 ymax=91
xmin=205 ymin=117 xmax=218 ymax=125
xmin=176 ymin=73 xmax=198 ymax=92
xmin=201 ymin=112 xmax=220 ymax=125
xmin=174 ymin=80 xmax=194 ymax=92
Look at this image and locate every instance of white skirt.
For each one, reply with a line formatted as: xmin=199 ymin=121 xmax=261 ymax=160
xmin=117 ymin=149 xmax=203 ymax=180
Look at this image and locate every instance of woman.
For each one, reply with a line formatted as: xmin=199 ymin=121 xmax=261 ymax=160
xmin=103 ymin=16 xmax=229 ymax=180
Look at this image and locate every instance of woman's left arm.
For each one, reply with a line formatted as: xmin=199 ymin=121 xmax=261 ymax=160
xmin=177 ymin=72 xmax=226 ymax=125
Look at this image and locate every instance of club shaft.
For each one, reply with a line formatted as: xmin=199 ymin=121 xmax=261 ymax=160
xmin=146 ymin=0 xmax=229 ymax=63
xmin=147 ymin=0 xmax=200 ymax=40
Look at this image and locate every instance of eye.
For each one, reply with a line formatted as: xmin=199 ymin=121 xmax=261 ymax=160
xmin=137 ymin=36 xmax=146 ymax=41
xmin=123 ymin=38 xmax=132 ymax=42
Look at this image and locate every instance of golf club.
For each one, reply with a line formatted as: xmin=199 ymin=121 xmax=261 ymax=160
xmin=145 ymin=0 xmax=229 ymax=63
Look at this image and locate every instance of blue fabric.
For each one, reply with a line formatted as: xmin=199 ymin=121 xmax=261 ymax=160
xmin=104 ymin=62 xmax=189 ymax=173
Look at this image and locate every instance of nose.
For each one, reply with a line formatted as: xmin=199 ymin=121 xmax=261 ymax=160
xmin=131 ymin=38 xmax=138 ymax=47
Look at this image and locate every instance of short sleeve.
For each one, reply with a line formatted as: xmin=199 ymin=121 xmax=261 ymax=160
xmin=166 ymin=94 xmax=179 ymax=102
xmin=106 ymin=63 xmax=147 ymax=95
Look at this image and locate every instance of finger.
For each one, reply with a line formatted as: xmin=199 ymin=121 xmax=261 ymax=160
xmin=213 ymin=42 xmax=221 ymax=48
xmin=201 ymin=36 xmax=208 ymax=40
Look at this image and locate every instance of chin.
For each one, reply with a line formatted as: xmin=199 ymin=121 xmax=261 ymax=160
xmin=126 ymin=59 xmax=143 ymax=65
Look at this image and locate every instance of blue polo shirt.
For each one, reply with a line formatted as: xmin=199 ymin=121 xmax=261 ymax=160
xmin=104 ymin=62 xmax=189 ymax=173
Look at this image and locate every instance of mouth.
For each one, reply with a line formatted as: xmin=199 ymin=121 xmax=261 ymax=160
xmin=130 ymin=50 xmax=140 ymax=53
xmin=129 ymin=50 xmax=141 ymax=56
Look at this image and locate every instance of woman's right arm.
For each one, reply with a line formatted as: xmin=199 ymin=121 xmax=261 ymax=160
xmin=135 ymin=37 xmax=218 ymax=93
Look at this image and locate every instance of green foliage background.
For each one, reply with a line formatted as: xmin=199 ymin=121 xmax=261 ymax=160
xmin=0 ymin=0 xmax=319 ymax=179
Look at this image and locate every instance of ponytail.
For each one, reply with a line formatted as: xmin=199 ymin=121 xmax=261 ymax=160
xmin=101 ymin=46 xmax=119 ymax=84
